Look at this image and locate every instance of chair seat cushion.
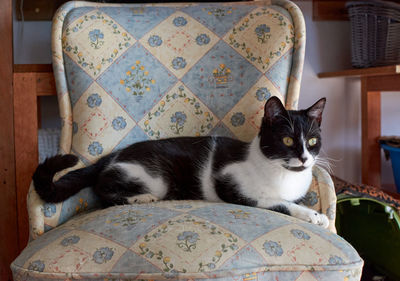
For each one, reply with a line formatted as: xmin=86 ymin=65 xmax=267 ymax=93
xmin=12 ymin=201 xmax=363 ymax=280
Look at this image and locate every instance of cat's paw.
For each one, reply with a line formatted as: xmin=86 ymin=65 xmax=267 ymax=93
xmin=127 ymin=194 xmax=159 ymax=204
xmin=303 ymin=209 xmax=329 ymax=228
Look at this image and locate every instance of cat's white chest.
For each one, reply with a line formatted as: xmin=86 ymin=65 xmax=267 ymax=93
xmin=221 ymin=161 xmax=312 ymax=202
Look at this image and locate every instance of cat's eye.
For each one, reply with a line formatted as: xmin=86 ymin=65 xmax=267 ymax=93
xmin=282 ymin=137 xmax=294 ymax=146
xmin=308 ymin=138 xmax=318 ymax=146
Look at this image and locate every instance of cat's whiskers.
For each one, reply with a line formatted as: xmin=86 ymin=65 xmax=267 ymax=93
xmin=314 ymin=155 xmax=334 ymax=174
xmin=279 ymin=113 xmax=295 ymax=133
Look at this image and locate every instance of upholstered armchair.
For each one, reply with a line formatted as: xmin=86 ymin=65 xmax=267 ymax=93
xmin=11 ymin=1 xmax=363 ymax=280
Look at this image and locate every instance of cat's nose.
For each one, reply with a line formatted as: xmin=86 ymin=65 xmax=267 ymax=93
xmin=299 ymin=156 xmax=308 ymax=164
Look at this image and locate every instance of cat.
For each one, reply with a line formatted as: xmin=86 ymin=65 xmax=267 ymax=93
xmin=33 ymin=96 xmax=329 ymax=228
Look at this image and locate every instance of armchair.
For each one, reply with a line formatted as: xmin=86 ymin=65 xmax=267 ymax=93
xmin=11 ymin=1 xmax=363 ymax=280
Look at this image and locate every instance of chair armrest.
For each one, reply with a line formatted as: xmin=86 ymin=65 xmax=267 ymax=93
xmin=27 ymin=181 xmax=100 ymax=240
xmin=309 ymin=166 xmax=337 ymax=233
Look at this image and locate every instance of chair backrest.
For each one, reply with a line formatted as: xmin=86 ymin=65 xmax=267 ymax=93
xmin=53 ymin=0 xmax=305 ymax=164
xmin=31 ymin=0 xmax=306 ymax=234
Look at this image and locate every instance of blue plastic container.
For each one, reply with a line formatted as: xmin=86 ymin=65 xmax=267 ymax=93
xmin=381 ymin=143 xmax=400 ymax=192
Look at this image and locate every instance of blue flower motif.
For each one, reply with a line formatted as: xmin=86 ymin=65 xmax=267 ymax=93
xmin=90 ymin=15 xmax=96 ymax=19
xmin=256 ymin=87 xmax=272 ymax=101
xmin=301 ymin=191 xmax=318 ymax=206
xmin=66 ymin=46 xmax=72 ymax=52
xmin=231 ymin=112 xmax=245 ymax=127
xmin=28 ymin=260 xmax=45 ymax=272
xmin=194 ymin=102 xmax=200 ymax=109
xmin=87 ymin=93 xmax=102 ymax=108
xmin=112 ymin=24 xmax=117 ymax=29
xmin=290 ymin=229 xmax=311 ymax=240
xmin=327 ymin=203 xmax=335 ymax=220
xmin=255 ymin=24 xmax=270 ymax=37
xmin=263 ymin=240 xmax=283 ymax=256
xmin=172 ymin=57 xmax=187 ymax=70
xmin=146 ymin=251 xmax=154 ymax=258
xmin=171 ymin=112 xmax=187 ymax=127
xmin=163 ymin=269 xmax=179 ymax=279
xmin=72 ymin=122 xmax=78 ymax=135
xmin=329 ymin=255 xmax=344 ymax=265
xmin=207 ymin=263 xmax=216 ymax=269
xmin=72 ymin=27 xmax=78 ymax=32
xmin=61 ymin=235 xmax=80 ymax=246
xmin=196 ymin=34 xmax=210 ymax=46
xmin=82 ymin=62 xmax=88 ymax=67
xmin=172 ymin=93 xmax=178 ymax=99
xmin=148 ymin=35 xmax=162 ymax=47
xmin=108 ymin=58 xmax=113 ymax=63
xmin=177 ymin=231 xmax=199 ymax=244
xmin=88 ymin=141 xmax=103 ymax=156
xmin=173 ymin=16 xmax=187 ymax=27
xmin=112 ymin=116 xmax=127 ymax=131
xmin=93 ymin=247 xmax=114 ymax=264
xmin=178 ymin=85 xmax=184 ymax=91
xmin=43 ymin=203 xmax=56 ymax=217
xmin=89 ymin=29 xmax=104 ymax=42
xmin=155 ymin=111 xmax=161 ymax=117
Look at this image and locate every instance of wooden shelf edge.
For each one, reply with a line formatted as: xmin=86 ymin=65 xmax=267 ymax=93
xmin=318 ymin=65 xmax=400 ymax=78
xmin=14 ymin=64 xmax=52 ymax=73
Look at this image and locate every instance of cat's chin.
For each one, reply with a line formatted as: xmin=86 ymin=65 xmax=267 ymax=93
xmin=282 ymin=164 xmax=311 ymax=172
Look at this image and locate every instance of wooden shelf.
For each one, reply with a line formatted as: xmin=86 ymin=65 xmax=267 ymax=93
xmin=318 ymin=65 xmax=400 ymax=78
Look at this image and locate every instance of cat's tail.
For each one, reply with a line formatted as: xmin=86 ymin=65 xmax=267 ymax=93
xmin=33 ymin=154 xmax=104 ymax=203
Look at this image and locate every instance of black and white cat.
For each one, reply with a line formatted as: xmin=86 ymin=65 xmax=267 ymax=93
xmin=33 ymin=96 xmax=329 ymax=228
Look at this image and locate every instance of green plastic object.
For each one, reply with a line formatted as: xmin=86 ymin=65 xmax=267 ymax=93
xmin=336 ymin=195 xmax=400 ymax=279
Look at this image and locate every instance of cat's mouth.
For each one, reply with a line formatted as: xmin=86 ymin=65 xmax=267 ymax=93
xmin=282 ymin=164 xmax=307 ymax=172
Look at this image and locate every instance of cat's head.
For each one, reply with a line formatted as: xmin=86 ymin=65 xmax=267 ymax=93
xmin=259 ymin=96 xmax=326 ymax=171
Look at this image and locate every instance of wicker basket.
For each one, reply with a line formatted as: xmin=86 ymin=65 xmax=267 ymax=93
xmin=347 ymin=0 xmax=400 ymax=68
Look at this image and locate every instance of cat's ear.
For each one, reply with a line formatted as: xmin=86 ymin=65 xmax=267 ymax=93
xmin=263 ymin=96 xmax=287 ymax=124
xmin=306 ymin=97 xmax=326 ymax=126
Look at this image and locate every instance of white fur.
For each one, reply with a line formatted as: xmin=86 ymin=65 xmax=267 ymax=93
xmin=127 ymin=193 xmax=159 ymax=204
xmin=199 ymin=139 xmax=222 ymax=202
xmin=221 ymin=137 xmax=312 ymax=202
xmin=115 ymin=162 xmax=168 ymax=199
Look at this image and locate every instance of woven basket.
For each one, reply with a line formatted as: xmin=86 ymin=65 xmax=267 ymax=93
xmin=347 ymin=0 xmax=400 ymax=68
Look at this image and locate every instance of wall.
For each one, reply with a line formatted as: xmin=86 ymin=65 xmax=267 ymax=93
xmin=13 ymin=1 xmax=400 ymax=184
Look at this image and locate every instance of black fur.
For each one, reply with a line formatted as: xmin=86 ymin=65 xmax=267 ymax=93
xmin=33 ymin=97 xmax=326 ymax=220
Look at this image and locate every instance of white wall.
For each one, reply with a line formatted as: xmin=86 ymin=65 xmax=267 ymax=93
xmin=13 ymin=1 xmax=400 ymax=184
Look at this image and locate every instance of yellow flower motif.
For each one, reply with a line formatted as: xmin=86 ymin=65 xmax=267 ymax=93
xmin=281 ymin=42 xmax=286 ymax=48
xmin=151 ymin=79 xmax=156 ymax=84
xmin=208 ymin=11 xmax=212 ymax=15
xmin=224 ymin=233 xmax=231 ymax=237
xmin=144 ymin=71 xmax=149 ymax=76
xmin=229 ymin=34 xmax=234 ymax=40
xmin=96 ymin=64 xmax=101 ymax=70
xmin=131 ymin=66 xmax=136 ymax=70
xmin=120 ymin=79 xmax=125 ymax=85
xmin=161 ymin=224 xmax=167 ymax=229
xmin=227 ymin=10 xmax=232 ymax=14
xmin=219 ymin=63 xmax=225 ymax=69
xmin=122 ymin=32 xmax=127 ymax=37
xmin=213 ymin=69 xmax=218 ymax=74
xmin=244 ymin=18 xmax=249 ymax=22
xmin=78 ymin=52 xmax=83 ymax=57
xmin=195 ymin=132 xmax=200 ymax=137
xmin=136 ymin=60 xmax=140 ymax=65
xmin=246 ymin=48 xmax=251 ymax=53
xmin=79 ymin=198 xmax=83 ymax=203
xmin=146 ymin=87 xmax=150 ymax=91
xmin=184 ymin=98 xmax=189 ymax=103
xmin=139 ymin=242 xmax=146 ymax=248
xmin=226 ymin=68 xmax=231 ymax=74
xmin=79 ymin=19 xmax=83 ymax=23
xmin=126 ymin=87 xmax=131 ymax=92
xmin=113 ymin=49 xmax=118 ymax=54
xmin=265 ymin=58 xmax=270 ymax=64
xmin=163 ymin=257 xmax=171 ymax=263
xmin=62 ymin=35 xmax=67 ymax=43
xmin=204 ymin=112 xmax=209 ymax=117
xmin=144 ymin=120 xmax=149 ymax=125
xmin=215 ymin=250 xmax=222 ymax=257
xmin=126 ymin=71 xmax=131 ymax=76
xmin=140 ymin=66 xmax=145 ymax=71
xmin=103 ymin=19 xmax=107 ymax=23
xmin=160 ymin=101 xmax=165 ymax=106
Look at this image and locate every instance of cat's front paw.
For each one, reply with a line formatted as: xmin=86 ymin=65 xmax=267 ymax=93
xmin=304 ymin=210 xmax=329 ymax=228
xmin=127 ymin=194 xmax=159 ymax=204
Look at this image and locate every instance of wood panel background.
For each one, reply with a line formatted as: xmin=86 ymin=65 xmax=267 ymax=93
xmin=0 ymin=0 xmax=19 ymax=279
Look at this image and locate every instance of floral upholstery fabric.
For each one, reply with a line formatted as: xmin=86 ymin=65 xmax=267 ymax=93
xmin=12 ymin=201 xmax=363 ymax=281
xmin=13 ymin=1 xmax=363 ymax=280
